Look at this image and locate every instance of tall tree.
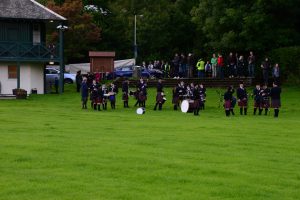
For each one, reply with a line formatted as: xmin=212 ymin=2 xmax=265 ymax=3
xmin=47 ymin=0 xmax=101 ymax=62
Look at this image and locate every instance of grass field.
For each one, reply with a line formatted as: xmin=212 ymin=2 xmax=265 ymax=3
xmin=0 ymin=85 xmax=300 ymax=200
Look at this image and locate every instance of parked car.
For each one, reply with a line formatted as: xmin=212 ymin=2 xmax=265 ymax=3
xmin=45 ymin=67 xmax=76 ymax=84
xmin=107 ymin=66 xmax=163 ymax=79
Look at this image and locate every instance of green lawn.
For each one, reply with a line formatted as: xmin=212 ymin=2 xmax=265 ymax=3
xmin=0 ymin=85 xmax=300 ymax=200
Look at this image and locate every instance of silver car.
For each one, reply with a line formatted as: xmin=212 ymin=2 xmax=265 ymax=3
xmin=45 ymin=67 xmax=76 ymax=84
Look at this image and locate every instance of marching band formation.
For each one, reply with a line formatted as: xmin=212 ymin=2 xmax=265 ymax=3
xmin=80 ymin=77 xmax=281 ymax=117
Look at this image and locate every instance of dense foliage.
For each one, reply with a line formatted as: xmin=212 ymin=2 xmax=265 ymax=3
xmin=39 ymin=0 xmax=300 ymax=81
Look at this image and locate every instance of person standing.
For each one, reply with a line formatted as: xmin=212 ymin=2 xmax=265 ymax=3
xmin=227 ymin=52 xmax=236 ymax=78
xmin=75 ymin=70 xmax=82 ymax=92
xmin=261 ymin=57 xmax=271 ymax=85
xmin=211 ymin=53 xmax=218 ymax=78
xmin=154 ymin=79 xmax=165 ymax=111
xmin=237 ymin=55 xmax=246 ymax=78
xmin=163 ymin=61 xmax=170 ymax=78
xmin=187 ymin=53 xmax=195 ymax=78
xmin=217 ymin=53 xmax=225 ymax=79
xmin=224 ymin=86 xmax=233 ymax=117
xmin=272 ymin=63 xmax=280 ymax=84
xmin=237 ymin=82 xmax=248 ymax=115
xmin=247 ymin=51 xmax=255 ymax=77
xmin=196 ymin=58 xmax=205 ymax=78
xmin=260 ymin=84 xmax=271 ymax=115
xmin=108 ymin=83 xmax=118 ymax=109
xmin=81 ymin=77 xmax=88 ymax=109
xmin=205 ymin=61 xmax=212 ymax=78
xmin=270 ymin=82 xmax=281 ymax=117
xmin=122 ymin=79 xmax=129 ymax=108
xmin=252 ymin=84 xmax=262 ymax=115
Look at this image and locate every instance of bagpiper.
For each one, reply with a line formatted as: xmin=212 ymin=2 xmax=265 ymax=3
xmin=270 ymin=82 xmax=281 ymax=117
xmin=237 ymin=82 xmax=248 ymax=115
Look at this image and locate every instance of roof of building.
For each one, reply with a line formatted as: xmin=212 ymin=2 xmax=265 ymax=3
xmin=89 ymin=51 xmax=116 ymax=57
xmin=0 ymin=0 xmax=66 ymax=21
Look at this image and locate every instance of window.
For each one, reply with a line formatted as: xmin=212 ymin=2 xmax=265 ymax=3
xmin=8 ymin=66 xmax=17 ymax=79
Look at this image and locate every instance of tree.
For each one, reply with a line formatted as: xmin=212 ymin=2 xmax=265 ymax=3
xmin=47 ymin=0 xmax=101 ymax=63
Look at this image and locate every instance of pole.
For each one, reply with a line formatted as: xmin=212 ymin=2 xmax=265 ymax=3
xmin=17 ymin=61 xmax=20 ymax=89
xmin=134 ymin=14 xmax=137 ymax=60
xmin=59 ymin=25 xmax=64 ymax=94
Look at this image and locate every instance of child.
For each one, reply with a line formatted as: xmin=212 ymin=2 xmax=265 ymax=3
xmin=205 ymin=61 xmax=212 ymax=77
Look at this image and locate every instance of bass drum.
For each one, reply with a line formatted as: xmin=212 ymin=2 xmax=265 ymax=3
xmin=136 ymin=107 xmax=145 ymax=115
xmin=181 ymin=100 xmax=189 ymax=113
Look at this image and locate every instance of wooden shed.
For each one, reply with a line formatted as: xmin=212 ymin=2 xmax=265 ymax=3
xmin=89 ymin=51 xmax=115 ymax=73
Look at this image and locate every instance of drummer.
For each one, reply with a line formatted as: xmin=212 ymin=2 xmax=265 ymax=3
xmin=154 ymin=79 xmax=165 ymax=111
xmin=108 ymin=83 xmax=118 ymax=109
xmin=199 ymin=83 xmax=206 ymax=110
xmin=101 ymin=84 xmax=108 ymax=110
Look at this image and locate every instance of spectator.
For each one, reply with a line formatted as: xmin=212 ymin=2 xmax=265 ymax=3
xmin=211 ymin=53 xmax=217 ymax=78
xmin=187 ymin=53 xmax=195 ymax=78
xmin=172 ymin=53 xmax=180 ymax=78
xmin=179 ymin=53 xmax=187 ymax=77
xmin=217 ymin=53 xmax=225 ymax=79
xmin=227 ymin=52 xmax=236 ymax=78
xmin=272 ymin=63 xmax=280 ymax=84
xmin=196 ymin=58 xmax=205 ymax=78
xmin=205 ymin=61 xmax=212 ymax=77
xmin=247 ymin=51 xmax=255 ymax=77
xmin=237 ymin=55 xmax=246 ymax=78
xmin=261 ymin=57 xmax=271 ymax=85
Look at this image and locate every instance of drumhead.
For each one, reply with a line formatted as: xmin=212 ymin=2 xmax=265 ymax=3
xmin=181 ymin=100 xmax=189 ymax=113
xmin=136 ymin=108 xmax=145 ymax=115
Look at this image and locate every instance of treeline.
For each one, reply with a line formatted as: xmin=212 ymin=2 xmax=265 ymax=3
xmin=40 ymin=0 xmax=300 ymax=82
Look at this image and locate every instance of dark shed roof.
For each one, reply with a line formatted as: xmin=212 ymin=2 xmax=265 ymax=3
xmin=0 ymin=0 xmax=66 ymax=21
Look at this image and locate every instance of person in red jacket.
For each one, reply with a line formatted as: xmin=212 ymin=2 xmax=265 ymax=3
xmin=217 ymin=53 xmax=224 ymax=79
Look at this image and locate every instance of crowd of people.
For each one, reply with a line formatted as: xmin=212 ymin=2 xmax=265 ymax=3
xmin=139 ymin=51 xmax=280 ymax=85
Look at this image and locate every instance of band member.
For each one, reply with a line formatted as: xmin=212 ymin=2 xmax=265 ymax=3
xmin=122 ymin=79 xmax=129 ymax=108
xmin=172 ymin=85 xmax=180 ymax=110
xmin=136 ymin=78 xmax=147 ymax=107
xmin=237 ymin=82 xmax=248 ymax=115
xmin=102 ymin=84 xmax=108 ymax=110
xmin=154 ymin=79 xmax=165 ymax=110
xmin=199 ymin=83 xmax=206 ymax=110
xmin=260 ymin=84 xmax=271 ymax=115
xmin=178 ymin=81 xmax=186 ymax=102
xmin=229 ymin=86 xmax=236 ymax=115
xmin=81 ymin=77 xmax=88 ymax=109
xmin=90 ymin=80 xmax=99 ymax=109
xmin=193 ymin=85 xmax=200 ymax=115
xmin=252 ymin=84 xmax=262 ymax=115
xmin=91 ymin=86 xmax=99 ymax=111
xmin=224 ymin=86 xmax=233 ymax=116
xmin=96 ymin=87 xmax=103 ymax=111
xmin=108 ymin=83 xmax=118 ymax=109
xmin=270 ymin=82 xmax=281 ymax=117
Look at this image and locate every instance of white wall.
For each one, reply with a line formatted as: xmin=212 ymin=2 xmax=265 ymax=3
xmin=0 ymin=63 xmax=44 ymax=95
xmin=0 ymin=64 xmax=17 ymax=94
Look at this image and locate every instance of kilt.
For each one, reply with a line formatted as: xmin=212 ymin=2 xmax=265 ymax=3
xmin=238 ymin=98 xmax=248 ymax=107
xmin=254 ymin=100 xmax=260 ymax=108
xmin=156 ymin=93 xmax=164 ymax=103
xmin=271 ymin=99 xmax=281 ymax=108
xmin=138 ymin=93 xmax=147 ymax=102
xmin=122 ymin=93 xmax=129 ymax=101
xmin=224 ymin=100 xmax=231 ymax=110
xmin=93 ymin=97 xmax=102 ymax=104
xmin=172 ymin=96 xmax=179 ymax=104
xmin=109 ymin=95 xmax=116 ymax=102
xmin=261 ymin=99 xmax=270 ymax=108
xmin=193 ymin=99 xmax=200 ymax=109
